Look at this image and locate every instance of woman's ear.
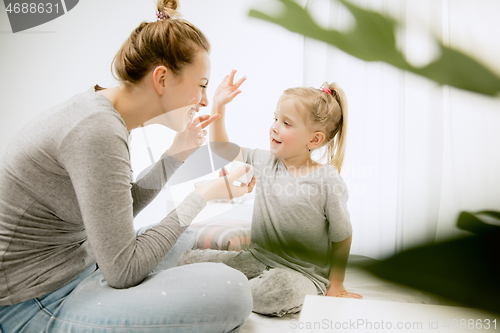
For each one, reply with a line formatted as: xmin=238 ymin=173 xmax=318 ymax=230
xmin=152 ymin=65 xmax=169 ymax=95
xmin=310 ymin=131 xmax=326 ymax=149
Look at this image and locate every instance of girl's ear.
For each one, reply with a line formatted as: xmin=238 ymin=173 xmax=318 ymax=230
xmin=310 ymin=131 xmax=326 ymax=148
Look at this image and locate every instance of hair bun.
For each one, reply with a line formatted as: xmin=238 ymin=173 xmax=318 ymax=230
xmin=157 ymin=0 xmax=181 ymax=19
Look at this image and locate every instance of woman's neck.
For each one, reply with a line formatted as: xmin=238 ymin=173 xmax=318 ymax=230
xmin=97 ymin=82 xmax=162 ymax=131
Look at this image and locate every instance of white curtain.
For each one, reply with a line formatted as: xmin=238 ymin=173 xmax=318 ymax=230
xmin=304 ymin=0 xmax=500 ymax=259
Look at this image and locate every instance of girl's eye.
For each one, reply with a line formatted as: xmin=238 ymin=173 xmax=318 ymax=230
xmin=200 ymin=85 xmax=207 ymax=89
xmin=284 ymin=122 xmax=290 ymax=126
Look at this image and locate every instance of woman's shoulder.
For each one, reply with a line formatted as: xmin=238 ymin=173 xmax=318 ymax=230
xmin=9 ymin=87 xmax=125 ymax=144
xmin=58 ymin=88 xmax=127 ymax=135
xmin=35 ymin=88 xmax=129 ymax=154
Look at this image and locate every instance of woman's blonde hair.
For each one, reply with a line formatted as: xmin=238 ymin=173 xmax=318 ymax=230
xmin=283 ymin=82 xmax=348 ymax=173
xmin=111 ymin=0 xmax=210 ymax=84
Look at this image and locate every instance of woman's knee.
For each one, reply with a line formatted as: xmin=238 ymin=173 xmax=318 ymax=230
xmin=182 ymin=262 xmax=253 ymax=330
xmin=50 ymin=263 xmax=253 ymax=332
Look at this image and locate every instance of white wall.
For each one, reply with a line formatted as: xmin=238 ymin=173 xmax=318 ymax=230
xmin=0 ymin=0 xmax=305 ymax=236
xmin=3 ymin=0 xmax=500 ymax=259
xmin=0 ymin=0 xmax=303 ymax=161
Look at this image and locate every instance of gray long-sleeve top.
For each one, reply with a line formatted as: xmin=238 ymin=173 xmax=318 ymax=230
xmin=0 ymin=88 xmax=207 ymax=305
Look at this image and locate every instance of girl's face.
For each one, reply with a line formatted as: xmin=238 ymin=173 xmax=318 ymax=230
xmin=160 ymin=50 xmax=211 ymax=131
xmin=269 ymin=96 xmax=315 ymax=159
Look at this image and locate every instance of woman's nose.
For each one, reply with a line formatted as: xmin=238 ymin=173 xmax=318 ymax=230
xmin=200 ymin=91 xmax=209 ymax=107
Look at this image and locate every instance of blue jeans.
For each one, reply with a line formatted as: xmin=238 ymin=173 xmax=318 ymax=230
xmin=0 ymin=227 xmax=253 ymax=333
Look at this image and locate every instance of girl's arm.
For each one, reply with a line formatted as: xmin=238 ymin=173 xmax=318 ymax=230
xmin=327 ymin=235 xmax=362 ymax=299
xmin=210 ymin=70 xmax=246 ymax=162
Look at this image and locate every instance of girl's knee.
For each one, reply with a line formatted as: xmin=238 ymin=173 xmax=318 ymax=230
xmin=249 ymin=268 xmax=317 ymax=317
xmin=177 ymin=248 xmax=218 ymax=266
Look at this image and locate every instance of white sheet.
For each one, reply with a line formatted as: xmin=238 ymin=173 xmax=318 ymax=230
xmin=238 ymin=255 xmax=448 ymax=333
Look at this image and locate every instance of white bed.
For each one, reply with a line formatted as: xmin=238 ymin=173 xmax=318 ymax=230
xmin=238 ymin=255 xmax=449 ymax=333
xmin=187 ymin=195 xmax=458 ymax=333
xmin=134 ymin=189 xmax=486 ymax=333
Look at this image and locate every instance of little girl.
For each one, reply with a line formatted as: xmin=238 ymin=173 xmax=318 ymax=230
xmin=179 ymin=70 xmax=362 ymax=317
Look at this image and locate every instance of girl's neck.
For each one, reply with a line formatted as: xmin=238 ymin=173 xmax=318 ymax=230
xmin=280 ymin=155 xmax=322 ymax=177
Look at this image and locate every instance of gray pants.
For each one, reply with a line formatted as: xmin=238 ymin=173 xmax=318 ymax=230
xmin=178 ymin=249 xmax=319 ymax=317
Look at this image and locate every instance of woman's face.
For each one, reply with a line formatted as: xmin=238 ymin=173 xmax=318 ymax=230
xmin=160 ymin=50 xmax=211 ymax=132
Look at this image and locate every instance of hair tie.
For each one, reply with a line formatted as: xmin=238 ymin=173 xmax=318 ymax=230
xmin=321 ymin=87 xmax=332 ymax=95
xmin=156 ymin=11 xmax=170 ymax=21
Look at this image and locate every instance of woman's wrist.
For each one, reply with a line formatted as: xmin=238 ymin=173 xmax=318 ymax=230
xmin=193 ymin=185 xmax=213 ymax=202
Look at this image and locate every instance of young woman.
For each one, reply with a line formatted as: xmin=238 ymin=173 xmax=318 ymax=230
xmin=0 ymin=1 xmax=255 ymax=332
xmin=179 ymin=70 xmax=362 ymax=317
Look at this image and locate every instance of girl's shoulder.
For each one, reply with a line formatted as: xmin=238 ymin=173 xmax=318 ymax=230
xmin=240 ymin=147 xmax=277 ymax=166
xmin=316 ymin=164 xmax=349 ymax=193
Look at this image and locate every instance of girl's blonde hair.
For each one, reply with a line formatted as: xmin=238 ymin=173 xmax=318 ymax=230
xmin=111 ymin=0 xmax=210 ymax=84
xmin=283 ymin=82 xmax=348 ymax=173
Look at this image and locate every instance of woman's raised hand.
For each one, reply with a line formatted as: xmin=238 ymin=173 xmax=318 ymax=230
xmin=167 ymin=113 xmax=221 ymax=162
xmin=194 ymin=165 xmax=256 ymax=202
xmin=213 ymin=69 xmax=246 ymax=107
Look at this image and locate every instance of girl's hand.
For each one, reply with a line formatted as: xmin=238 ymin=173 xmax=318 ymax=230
xmin=326 ymin=281 xmax=362 ymax=299
xmin=167 ymin=113 xmax=221 ymax=162
xmin=194 ymin=165 xmax=256 ymax=202
xmin=213 ymin=69 xmax=246 ymax=107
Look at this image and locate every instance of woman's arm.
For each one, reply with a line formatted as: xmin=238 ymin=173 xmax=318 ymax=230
xmin=61 ymin=111 xmax=255 ymax=289
xmin=130 ymin=149 xmax=183 ymax=217
xmin=59 ymin=112 xmax=199 ymax=289
xmin=326 ymin=235 xmax=362 ymax=299
xmin=131 ymin=114 xmax=220 ymax=216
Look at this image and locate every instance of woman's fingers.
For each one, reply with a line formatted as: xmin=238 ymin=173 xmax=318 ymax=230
xmin=191 ymin=114 xmax=210 ymax=127
xmin=232 ymin=175 xmax=256 ymax=198
xmin=219 ymin=167 xmax=228 ymax=178
xmin=226 ymin=165 xmax=249 ymax=183
xmin=246 ymin=175 xmax=256 ymax=193
xmin=199 ymin=113 xmax=221 ymax=129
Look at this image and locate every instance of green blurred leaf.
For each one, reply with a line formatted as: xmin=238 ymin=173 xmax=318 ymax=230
xmin=361 ymin=231 xmax=500 ymax=314
xmin=249 ymin=0 xmax=500 ymax=96
xmin=458 ymin=211 xmax=500 ymax=235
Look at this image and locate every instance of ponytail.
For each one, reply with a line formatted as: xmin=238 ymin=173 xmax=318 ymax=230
xmin=320 ymin=82 xmax=347 ymax=173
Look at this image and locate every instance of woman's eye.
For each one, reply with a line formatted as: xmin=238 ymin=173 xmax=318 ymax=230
xmin=200 ymin=85 xmax=207 ymax=89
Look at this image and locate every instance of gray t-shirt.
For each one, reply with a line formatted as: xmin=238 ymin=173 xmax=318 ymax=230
xmin=0 ymin=88 xmax=207 ymax=306
xmin=241 ymin=147 xmax=352 ymax=294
